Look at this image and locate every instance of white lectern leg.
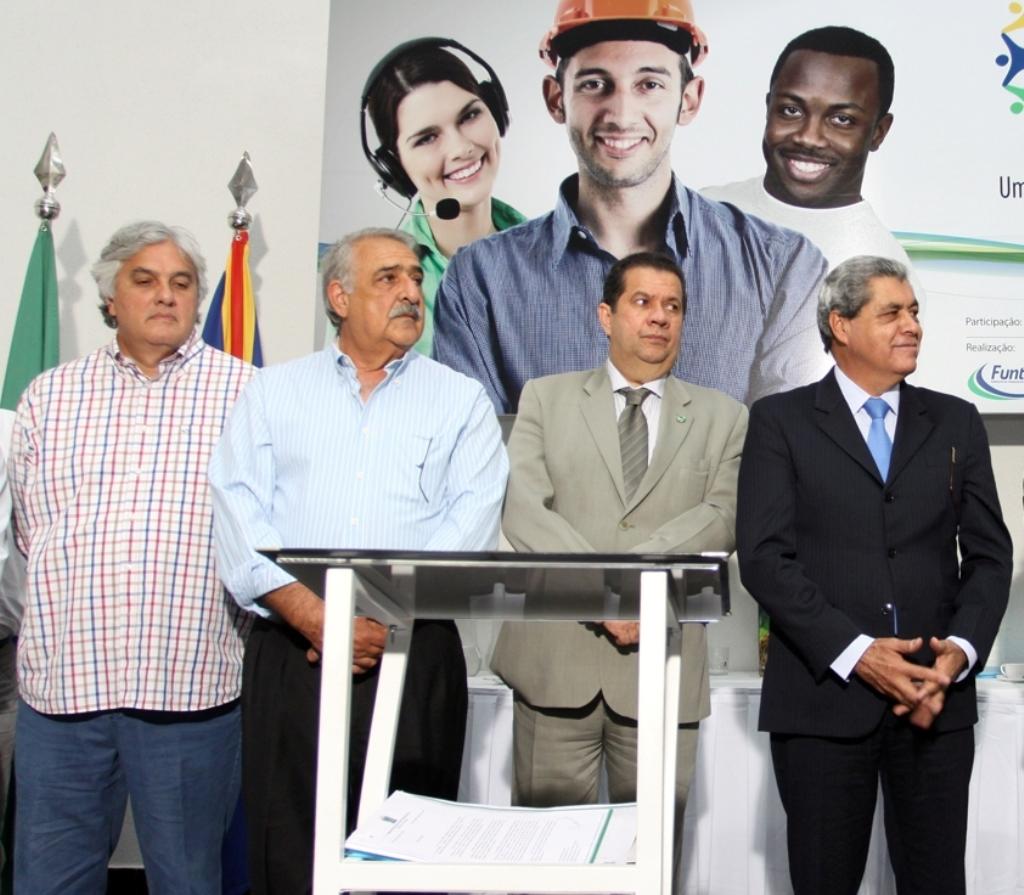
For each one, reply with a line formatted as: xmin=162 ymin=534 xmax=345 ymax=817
xmin=357 ymin=621 xmax=412 ymax=828
xmin=636 ymin=569 xmax=676 ymax=895
xmin=662 ymin=619 xmax=682 ymax=889
xmin=313 ymin=567 xmax=356 ymax=895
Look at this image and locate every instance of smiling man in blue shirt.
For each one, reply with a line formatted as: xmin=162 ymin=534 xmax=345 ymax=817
xmin=433 ymin=0 xmax=830 ymax=412
xmin=210 ymin=227 xmax=508 ymax=895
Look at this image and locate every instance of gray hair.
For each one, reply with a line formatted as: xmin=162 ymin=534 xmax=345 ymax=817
xmin=320 ymin=227 xmax=420 ymax=331
xmin=91 ymin=221 xmax=208 ymax=329
xmin=817 ymin=255 xmax=910 ymax=352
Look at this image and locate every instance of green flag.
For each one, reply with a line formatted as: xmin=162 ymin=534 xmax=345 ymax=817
xmin=1 ymin=223 xmax=59 ymax=410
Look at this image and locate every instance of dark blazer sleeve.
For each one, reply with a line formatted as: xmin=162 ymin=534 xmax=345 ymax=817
xmin=736 ymin=394 xmax=864 ymax=681
xmin=944 ymin=402 xmax=1012 ymax=668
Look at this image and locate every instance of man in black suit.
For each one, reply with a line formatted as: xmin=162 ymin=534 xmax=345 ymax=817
xmin=737 ymin=255 xmax=1012 ymax=895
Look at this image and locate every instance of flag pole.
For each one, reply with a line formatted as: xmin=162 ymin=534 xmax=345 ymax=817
xmin=34 ymin=133 xmax=65 ymax=223
xmin=202 ymin=152 xmax=263 ymax=366
xmin=0 ymin=134 xmax=63 ymax=410
xmin=227 ymin=151 xmax=257 ymax=233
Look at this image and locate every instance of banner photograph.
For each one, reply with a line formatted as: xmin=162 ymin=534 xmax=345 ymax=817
xmin=320 ymin=0 xmax=1024 ymax=411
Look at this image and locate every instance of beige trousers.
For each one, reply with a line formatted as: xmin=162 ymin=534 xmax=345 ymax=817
xmin=512 ymin=692 xmax=698 ymax=886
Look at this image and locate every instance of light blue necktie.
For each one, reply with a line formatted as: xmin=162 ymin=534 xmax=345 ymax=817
xmin=863 ymin=397 xmax=892 ymax=480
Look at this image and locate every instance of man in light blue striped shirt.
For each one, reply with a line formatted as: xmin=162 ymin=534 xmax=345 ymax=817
xmin=210 ymin=227 xmax=508 ymax=895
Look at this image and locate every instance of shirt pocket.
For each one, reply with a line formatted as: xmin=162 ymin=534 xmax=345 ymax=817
xmin=413 ymin=434 xmax=445 ymax=504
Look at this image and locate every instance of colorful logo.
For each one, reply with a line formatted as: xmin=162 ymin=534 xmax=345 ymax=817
xmin=968 ymin=364 xmax=1024 ymax=399
xmin=996 ymin=2 xmax=1024 ymax=113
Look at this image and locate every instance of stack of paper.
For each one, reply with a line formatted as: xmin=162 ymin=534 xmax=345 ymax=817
xmin=345 ymin=791 xmax=637 ymax=865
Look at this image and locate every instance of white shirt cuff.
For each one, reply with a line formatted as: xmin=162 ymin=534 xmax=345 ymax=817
xmin=832 ymin=634 xmax=875 ymax=681
xmin=946 ymin=636 xmax=977 ymax=682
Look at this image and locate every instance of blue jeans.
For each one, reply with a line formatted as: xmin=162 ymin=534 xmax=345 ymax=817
xmin=14 ymin=700 xmax=241 ymax=895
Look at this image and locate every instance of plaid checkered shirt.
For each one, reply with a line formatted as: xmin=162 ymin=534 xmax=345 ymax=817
xmin=9 ymin=331 xmax=255 ymax=714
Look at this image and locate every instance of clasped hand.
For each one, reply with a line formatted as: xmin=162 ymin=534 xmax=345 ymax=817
xmin=854 ymin=636 xmax=967 ymax=729
xmin=304 ymin=616 xmax=388 ymax=674
xmin=601 ymin=621 xmax=640 ymax=647
xmin=263 ymin=583 xmax=388 ymax=674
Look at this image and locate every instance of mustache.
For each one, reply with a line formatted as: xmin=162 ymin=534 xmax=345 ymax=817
xmin=389 ymin=301 xmax=421 ymax=321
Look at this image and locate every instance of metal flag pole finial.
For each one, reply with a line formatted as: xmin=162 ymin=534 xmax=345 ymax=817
xmin=34 ymin=132 xmax=65 ymax=222
xmin=227 ymin=151 xmax=258 ymax=232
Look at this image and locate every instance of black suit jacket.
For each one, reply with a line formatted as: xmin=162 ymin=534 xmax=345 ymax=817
xmin=737 ymin=371 xmax=1012 ymax=738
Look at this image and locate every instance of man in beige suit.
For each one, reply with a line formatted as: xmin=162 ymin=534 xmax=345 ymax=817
xmin=492 ymin=251 xmax=747 ymax=853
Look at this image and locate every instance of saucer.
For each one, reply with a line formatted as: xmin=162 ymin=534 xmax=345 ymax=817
xmin=997 ymin=674 xmax=1024 ymax=683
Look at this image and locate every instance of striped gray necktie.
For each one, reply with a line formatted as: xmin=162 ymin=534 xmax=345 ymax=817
xmin=618 ymin=387 xmax=651 ymax=502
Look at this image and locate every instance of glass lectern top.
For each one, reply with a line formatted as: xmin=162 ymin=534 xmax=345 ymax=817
xmin=260 ymin=549 xmax=729 ymax=623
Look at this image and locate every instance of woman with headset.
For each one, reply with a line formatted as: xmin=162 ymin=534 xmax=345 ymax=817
xmin=363 ymin=38 xmax=525 ymax=355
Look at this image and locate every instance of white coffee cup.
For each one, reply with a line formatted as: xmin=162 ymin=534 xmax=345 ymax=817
xmin=1000 ymin=662 xmax=1024 ymax=681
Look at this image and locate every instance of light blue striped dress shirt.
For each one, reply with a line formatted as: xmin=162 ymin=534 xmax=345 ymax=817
xmin=210 ymin=345 xmax=508 ymax=615
xmin=434 ymin=175 xmax=830 ymax=413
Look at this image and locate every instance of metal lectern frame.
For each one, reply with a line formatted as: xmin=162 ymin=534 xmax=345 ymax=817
xmin=263 ymin=549 xmax=728 ymax=895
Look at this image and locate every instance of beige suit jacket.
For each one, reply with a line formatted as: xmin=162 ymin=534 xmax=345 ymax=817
xmin=491 ymin=367 xmax=747 ymax=722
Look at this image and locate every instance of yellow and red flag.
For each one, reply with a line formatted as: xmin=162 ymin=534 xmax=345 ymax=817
xmin=202 ymin=230 xmax=263 ymax=366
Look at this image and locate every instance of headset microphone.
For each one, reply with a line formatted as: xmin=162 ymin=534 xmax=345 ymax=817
xmin=433 ymin=198 xmax=461 ymax=220
xmin=377 ymin=182 xmax=462 ymax=228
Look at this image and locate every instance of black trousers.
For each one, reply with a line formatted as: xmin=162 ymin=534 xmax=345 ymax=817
xmin=771 ymin=713 xmax=974 ymax=895
xmin=241 ymin=617 xmax=467 ymax=895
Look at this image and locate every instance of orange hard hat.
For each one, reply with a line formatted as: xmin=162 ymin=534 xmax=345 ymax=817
xmin=539 ymin=0 xmax=709 ymax=68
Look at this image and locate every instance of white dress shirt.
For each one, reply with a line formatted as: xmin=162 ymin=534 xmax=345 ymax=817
xmin=607 ymin=361 xmax=667 ymax=465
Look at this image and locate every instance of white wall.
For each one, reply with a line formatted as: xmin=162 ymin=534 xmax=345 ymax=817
xmin=0 ymin=0 xmax=331 ymax=371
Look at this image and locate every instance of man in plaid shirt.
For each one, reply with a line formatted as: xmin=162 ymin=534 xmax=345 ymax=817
xmin=8 ymin=221 xmax=255 ymax=894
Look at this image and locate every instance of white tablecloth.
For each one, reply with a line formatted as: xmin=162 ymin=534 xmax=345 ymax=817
xmin=458 ymin=674 xmax=1024 ymax=895
xmin=111 ymin=674 xmax=1024 ymax=891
